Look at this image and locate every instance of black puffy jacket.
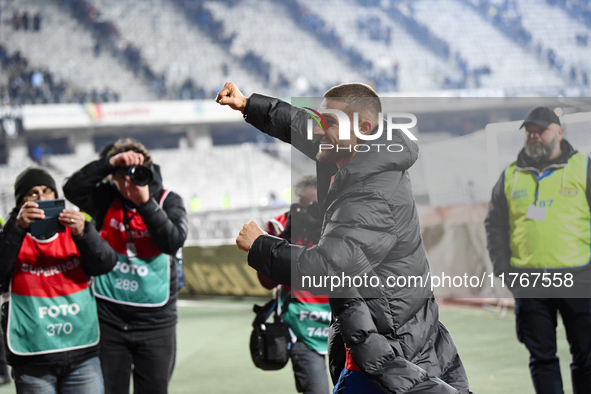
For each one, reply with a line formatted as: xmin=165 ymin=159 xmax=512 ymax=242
xmin=245 ymin=94 xmax=470 ymax=393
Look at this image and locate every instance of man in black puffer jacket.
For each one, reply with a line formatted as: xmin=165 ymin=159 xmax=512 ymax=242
xmin=217 ymin=82 xmax=470 ymax=394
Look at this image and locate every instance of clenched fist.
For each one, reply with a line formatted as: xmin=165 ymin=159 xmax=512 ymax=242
xmin=236 ymin=221 xmax=266 ymax=252
xmin=216 ymin=82 xmax=248 ymax=112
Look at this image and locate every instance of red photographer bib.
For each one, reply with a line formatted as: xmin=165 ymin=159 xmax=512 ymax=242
xmin=93 ymin=192 xmax=171 ymax=307
xmin=7 ymin=229 xmax=99 ymax=355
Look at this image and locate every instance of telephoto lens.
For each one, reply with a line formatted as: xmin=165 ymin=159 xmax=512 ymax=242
xmin=127 ymin=165 xmax=153 ymax=186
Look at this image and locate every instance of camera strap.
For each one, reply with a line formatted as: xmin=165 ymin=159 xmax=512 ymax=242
xmin=121 ymin=202 xmax=138 ymax=258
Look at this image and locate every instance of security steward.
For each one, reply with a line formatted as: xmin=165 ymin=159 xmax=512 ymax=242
xmin=485 ymin=106 xmax=591 ymax=394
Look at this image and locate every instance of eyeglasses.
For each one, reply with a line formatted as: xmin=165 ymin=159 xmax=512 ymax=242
xmin=25 ymin=187 xmax=55 ymax=200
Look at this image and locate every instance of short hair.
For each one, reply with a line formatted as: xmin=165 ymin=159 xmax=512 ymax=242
xmin=108 ymin=138 xmax=153 ymax=167
xmin=323 ymin=83 xmax=382 ymax=122
xmin=294 ymin=175 xmax=317 ymax=199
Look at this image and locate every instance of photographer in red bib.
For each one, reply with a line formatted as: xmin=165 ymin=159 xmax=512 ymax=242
xmin=63 ymin=139 xmax=188 ymax=394
xmin=0 ymin=167 xmax=118 ymax=393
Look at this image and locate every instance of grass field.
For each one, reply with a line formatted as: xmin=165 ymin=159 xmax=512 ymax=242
xmin=0 ymin=298 xmax=574 ymax=394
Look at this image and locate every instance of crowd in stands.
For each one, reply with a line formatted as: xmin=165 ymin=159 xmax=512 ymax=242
xmin=286 ymin=0 xmax=399 ymax=92
xmin=357 ymin=15 xmax=392 ymax=45
xmin=466 ymin=0 xmax=589 ymax=86
xmin=467 ymin=0 xmax=532 ymax=46
xmin=178 ymin=78 xmax=208 ymax=100
xmin=380 ymin=0 xmax=496 ymax=89
xmin=550 ymin=0 xmax=591 ymax=28
xmin=59 ymin=0 xmax=170 ymax=98
xmin=549 ymin=0 xmax=591 ymax=85
xmin=382 ymin=1 xmax=451 ymax=59
xmin=0 ymin=44 xmax=119 ymax=105
xmin=3 ymin=0 xmax=590 ymax=104
xmin=575 ymin=32 xmax=589 ymax=46
xmin=379 ymin=0 xmax=472 ymax=88
xmin=242 ymin=51 xmax=271 ymax=84
xmin=172 ymin=0 xmax=295 ymax=95
xmin=11 ymin=11 xmax=42 ymax=32
xmin=381 ymin=0 xmax=589 ymax=89
xmin=174 ymin=0 xmax=234 ymax=50
xmin=59 ymin=0 xmax=206 ymax=99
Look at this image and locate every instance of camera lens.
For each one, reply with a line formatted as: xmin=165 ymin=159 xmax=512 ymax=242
xmin=127 ymin=165 xmax=153 ymax=186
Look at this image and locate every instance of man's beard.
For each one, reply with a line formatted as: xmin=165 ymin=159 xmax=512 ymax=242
xmin=315 ymin=141 xmax=354 ymax=163
xmin=525 ymin=137 xmax=559 ymax=162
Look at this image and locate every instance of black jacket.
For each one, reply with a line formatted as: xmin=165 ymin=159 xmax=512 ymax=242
xmin=485 ymin=140 xmax=591 ymax=277
xmin=244 ymin=94 xmax=470 ymax=394
xmin=63 ymin=157 xmax=188 ymax=330
xmin=0 ymin=209 xmax=118 ymax=367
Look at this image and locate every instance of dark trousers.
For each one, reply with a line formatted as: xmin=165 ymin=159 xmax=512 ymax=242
xmin=515 ymin=298 xmax=591 ymax=394
xmin=99 ymin=322 xmax=176 ymax=394
xmin=290 ymin=341 xmax=329 ymax=394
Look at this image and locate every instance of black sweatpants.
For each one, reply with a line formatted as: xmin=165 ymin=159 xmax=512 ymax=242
xmin=99 ymin=322 xmax=176 ymax=394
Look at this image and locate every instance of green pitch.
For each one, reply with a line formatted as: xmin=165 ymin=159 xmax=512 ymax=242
xmin=0 ymin=298 xmax=573 ymax=394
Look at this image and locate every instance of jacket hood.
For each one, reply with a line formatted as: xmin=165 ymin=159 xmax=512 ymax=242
xmin=148 ymin=163 xmax=164 ymax=195
xmin=332 ymin=120 xmax=419 ymax=187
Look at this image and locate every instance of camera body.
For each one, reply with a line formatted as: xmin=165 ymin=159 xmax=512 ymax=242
xmin=126 ymin=165 xmax=153 ymax=186
xmin=286 ymin=202 xmax=321 ymax=244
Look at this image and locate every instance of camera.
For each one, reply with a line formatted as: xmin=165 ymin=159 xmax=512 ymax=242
xmin=127 ymin=165 xmax=153 ymax=186
xmin=285 ymin=202 xmax=321 ymax=244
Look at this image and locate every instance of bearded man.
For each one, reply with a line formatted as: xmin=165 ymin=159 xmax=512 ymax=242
xmin=218 ymin=82 xmax=471 ymax=393
xmin=485 ymin=106 xmax=591 ymax=394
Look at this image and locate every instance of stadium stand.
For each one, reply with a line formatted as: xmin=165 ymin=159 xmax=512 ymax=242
xmin=2 ymin=0 xmax=588 ymax=100
xmin=516 ymin=0 xmax=591 ymax=86
xmin=297 ymin=0 xmax=458 ymax=92
xmin=58 ymin=0 xmax=167 ymax=98
xmin=284 ymin=0 xmax=399 ymax=91
xmin=461 ymin=0 xmax=533 ymax=48
xmin=550 ymin=0 xmax=591 ymax=29
xmin=0 ymin=0 xmax=154 ymax=102
xmin=204 ymin=0 xmax=364 ymax=96
xmin=411 ymin=0 xmax=565 ymax=90
xmin=0 ymin=44 xmax=111 ymax=105
xmin=87 ymin=0 xmax=267 ymax=99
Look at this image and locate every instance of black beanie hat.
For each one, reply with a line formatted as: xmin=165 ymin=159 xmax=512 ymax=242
xmin=14 ymin=167 xmax=58 ymax=205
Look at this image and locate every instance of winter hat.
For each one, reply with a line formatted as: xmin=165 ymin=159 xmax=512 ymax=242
xmin=14 ymin=167 xmax=58 ymax=205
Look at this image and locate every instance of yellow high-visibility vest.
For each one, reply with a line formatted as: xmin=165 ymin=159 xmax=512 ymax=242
xmin=504 ymin=153 xmax=591 ymax=269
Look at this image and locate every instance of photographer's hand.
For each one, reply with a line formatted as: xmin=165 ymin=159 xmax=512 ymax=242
xmin=216 ymin=82 xmax=248 ymax=112
xmin=109 ymin=151 xmax=144 ymax=168
xmin=124 ymin=182 xmax=150 ymax=206
xmin=16 ymin=202 xmax=45 ymax=229
xmin=59 ymin=210 xmax=86 ymax=236
xmin=236 ymin=221 xmax=266 ymax=252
